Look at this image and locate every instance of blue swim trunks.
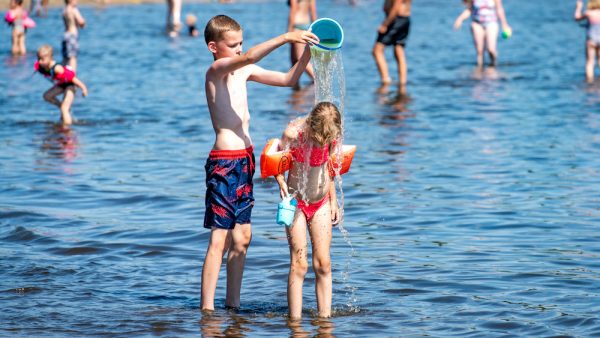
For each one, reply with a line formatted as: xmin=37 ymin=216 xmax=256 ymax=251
xmin=204 ymin=146 xmax=255 ymax=230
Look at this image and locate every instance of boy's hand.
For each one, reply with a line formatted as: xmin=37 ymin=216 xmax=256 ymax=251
xmin=285 ymin=30 xmax=319 ymax=45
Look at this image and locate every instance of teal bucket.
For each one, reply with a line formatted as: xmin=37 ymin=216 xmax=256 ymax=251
xmin=276 ymin=197 xmax=297 ymax=227
xmin=309 ymin=18 xmax=344 ymax=51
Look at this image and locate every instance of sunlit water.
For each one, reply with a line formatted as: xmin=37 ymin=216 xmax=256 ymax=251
xmin=1 ymin=0 xmax=600 ymax=336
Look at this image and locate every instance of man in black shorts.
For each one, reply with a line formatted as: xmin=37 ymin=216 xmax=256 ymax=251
xmin=372 ymin=0 xmax=412 ymax=86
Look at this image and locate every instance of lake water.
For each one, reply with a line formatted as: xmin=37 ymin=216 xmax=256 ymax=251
xmin=1 ymin=0 xmax=600 ymax=336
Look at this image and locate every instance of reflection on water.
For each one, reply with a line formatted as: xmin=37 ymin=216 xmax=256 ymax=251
xmin=40 ymin=124 xmax=79 ymax=163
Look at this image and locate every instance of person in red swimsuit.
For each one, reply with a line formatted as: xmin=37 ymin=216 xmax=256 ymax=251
xmin=35 ymin=45 xmax=88 ymax=126
xmin=275 ymin=101 xmax=342 ymax=319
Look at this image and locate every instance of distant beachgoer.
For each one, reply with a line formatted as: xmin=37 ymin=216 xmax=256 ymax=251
xmin=200 ymin=15 xmax=318 ymax=311
xmin=288 ymin=0 xmax=317 ymax=88
xmin=185 ymin=14 xmax=199 ymax=37
xmin=274 ymin=101 xmax=341 ymax=319
xmin=166 ymin=0 xmax=182 ymax=37
xmin=35 ymin=45 xmax=88 ymax=126
xmin=4 ymin=0 xmax=32 ymax=55
xmin=453 ymin=0 xmax=511 ymax=67
xmin=575 ymin=0 xmax=600 ymax=82
xmin=62 ymin=0 xmax=86 ymax=71
xmin=372 ymin=0 xmax=412 ymax=86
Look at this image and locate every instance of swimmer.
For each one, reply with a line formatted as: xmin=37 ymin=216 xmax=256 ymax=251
xmin=575 ymin=0 xmax=600 ymax=82
xmin=62 ymin=0 xmax=86 ymax=71
xmin=185 ymin=14 xmax=199 ymax=37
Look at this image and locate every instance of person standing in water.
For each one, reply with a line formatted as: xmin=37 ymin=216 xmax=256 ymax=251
xmin=372 ymin=0 xmax=412 ymax=86
xmin=288 ymin=0 xmax=317 ymax=89
xmin=453 ymin=0 xmax=511 ymax=68
xmin=166 ymin=0 xmax=182 ymax=37
xmin=575 ymin=0 xmax=600 ymax=82
xmin=62 ymin=0 xmax=86 ymax=71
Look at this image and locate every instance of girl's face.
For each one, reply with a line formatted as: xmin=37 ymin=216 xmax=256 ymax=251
xmin=37 ymin=51 xmax=53 ymax=70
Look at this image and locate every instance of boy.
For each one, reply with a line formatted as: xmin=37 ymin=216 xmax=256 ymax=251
xmin=35 ymin=45 xmax=88 ymax=125
xmin=201 ymin=14 xmax=318 ymax=311
xmin=62 ymin=0 xmax=85 ymax=71
xmin=372 ymin=0 xmax=412 ymax=86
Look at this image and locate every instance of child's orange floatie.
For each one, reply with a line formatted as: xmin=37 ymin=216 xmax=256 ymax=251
xmin=260 ymin=138 xmax=356 ymax=178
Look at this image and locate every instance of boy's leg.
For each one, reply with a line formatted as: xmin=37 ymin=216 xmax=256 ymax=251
xmin=201 ymin=228 xmax=232 ymax=310
xmin=470 ymin=22 xmax=485 ymax=67
xmin=485 ymin=23 xmax=499 ymax=66
xmin=286 ymin=212 xmax=309 ymax=319
xmin=225 ymin=222 xmax=252 ymax=308
xmin=308 ymin=203 xmax=333 ymax=318
xmin=373 ymin=42 xmax=391 ymax=84
xmin=43 ymin=85 xmax=65 ymax=108
xmin=60 ymin=87 xmax=76 ymax=125
xmin=394 ymin=44 xmax=407 ymax=86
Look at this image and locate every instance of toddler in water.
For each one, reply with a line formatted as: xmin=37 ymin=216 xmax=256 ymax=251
xmin=35 ymin=45 xmax=88 ymax=126
xmin=62 ymin=0 xmax=85 ymax=71
xmin=275 ymin=101 xmax=342 ymax=319
xmin=4 ymin=0 xmax=32 ymax=55
xmin=575 ymin=0 xmax=600 ymax=82
xmin=453 ymin=0 xmax=511 ymax=67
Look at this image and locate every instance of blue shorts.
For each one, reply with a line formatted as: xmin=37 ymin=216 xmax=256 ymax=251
xmin=204 ymin=146 xmax=255 ymax=230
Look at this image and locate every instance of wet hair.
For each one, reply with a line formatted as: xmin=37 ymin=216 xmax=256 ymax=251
xmin=204 ymin=15 xmax=242 ymax=45
xmin=15 ymin=0 xmax=24 ymax=5
xmin=37 ymin=45 xmax=53 ymax=57
xmin=306 ymin=102 xmax=342 ymax=146
xmin=590 ymin=0 xmax=600 ymax=10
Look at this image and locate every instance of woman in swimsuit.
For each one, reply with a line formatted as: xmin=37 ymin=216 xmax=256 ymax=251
xmin=453 ymin=0 xmax=511 ymax=67
xmin=288 ymin=0 xmax=317 ymax=88
xmin=276 ymin=101 xmax=341 ymax=319
xmin=575 ymin=0 xmax=600 ymax=82
xmin=5 ymin=0 xmax=27 ymax=55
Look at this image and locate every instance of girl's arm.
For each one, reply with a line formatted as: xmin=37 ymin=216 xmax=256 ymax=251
xmin=310 ymin=0 xmax=317 ymax=23
xmin=453 ymin=9 xmax=471 ymax=30
xmin=248 ymin=44 xmax=311 ymax=86
xmin=329 ymin=181 xmax=339 ymax=225
xmin=72 ymin=77 xmax=88 ymax=97
xmin=495 ymin=0 xmax=511 ymax=30
xmin=275 ymin=122 xmax=300 ymax=199
xmin=575 ymin=0 xmax=586 ymax=21
xmin=287 ymin=0 xmax=297 ymax=32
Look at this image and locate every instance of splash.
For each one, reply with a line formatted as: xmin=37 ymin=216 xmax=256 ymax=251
xmin=309 ymin=46 xmax=356 ymax=308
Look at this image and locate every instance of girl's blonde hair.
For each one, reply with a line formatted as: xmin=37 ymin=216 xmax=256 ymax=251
xmin=589 ymin=0 xmax=600 ymax=10
xmin=306 ymin=102 xmax=342 ymax=146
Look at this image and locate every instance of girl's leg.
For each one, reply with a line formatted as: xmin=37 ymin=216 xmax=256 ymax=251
xmin=586 ymin=41 xmax=596 ymax=83
xmin=393 ymin=44 xmax=407 ymax=85
xmin=308 ymin=202 xmax=333 ymax=318
xmin=11 ymin=30 xmax=19 ymax=55
xmin=372 ymin=42 xmax=392 ymax=84
xmin=470 ymin=22 xmax=485 ymax=67
xmin=201 ymin=228 xmax=232 ymax=310
xmin=43 ymin=85 xmax=65 ymax=108
xmin=60 ymin=87 xmax=76 ymax=125
xmin=286 ymin=212 xmax=309 ymax=319
xmin=291 ymin=42 xmax=315 ymax=87
xmin=485 ymin=23 xmax=499 ymax=66
xmin=225 ymin=222 xmax=252 ymax=308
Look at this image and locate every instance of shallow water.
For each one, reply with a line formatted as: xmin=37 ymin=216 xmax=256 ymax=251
xmin=1 ymin=0 xmax=600 ymax=336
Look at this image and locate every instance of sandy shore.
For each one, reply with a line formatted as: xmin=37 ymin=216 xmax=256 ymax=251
xmin=0 ymin=0 xmax=215 ymax=11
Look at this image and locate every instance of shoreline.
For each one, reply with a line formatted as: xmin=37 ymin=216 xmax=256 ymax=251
xmin=0 ymin=0 xmax=216 ymax=11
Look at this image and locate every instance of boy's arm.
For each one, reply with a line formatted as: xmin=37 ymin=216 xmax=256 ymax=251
xmin=210 ymin=30 xmax=318 ymax=79
xmin=75 ymin=8 xmax=85 ymax=28
xmin=379 ymin=0 xmax=402 ymax=33
xmin=248 ymin=44 xmax=311 ymax=86
xmin=72 ymin=77 xmax=88 ymax=97
xmin=575 ymin=0 xmax=586 ymax=21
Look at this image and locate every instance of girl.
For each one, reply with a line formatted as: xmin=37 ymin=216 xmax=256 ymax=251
xmin=288 ymin=0 xmax=317 ymax=88
xmin=5 ymin=0 xmax=31 ymax=55
xmin=276 ymin=101 xmax=341 ymax=319
xmin=575 ymin=0 xmax=600 ymax=82
xmin=453 ymin=0 xmax=511 ymax=67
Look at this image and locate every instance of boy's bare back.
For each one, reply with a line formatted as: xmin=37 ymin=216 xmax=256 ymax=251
xmin=63 ymin=1 xmax=84 ymax=34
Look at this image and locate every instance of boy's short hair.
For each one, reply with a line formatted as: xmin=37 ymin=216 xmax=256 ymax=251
xmin=204 ymin=15 xmax=242 ymax=45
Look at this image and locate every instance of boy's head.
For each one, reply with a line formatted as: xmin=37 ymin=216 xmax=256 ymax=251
xmin=307 ymin=102 xmax=342 ymax=146
xmin=589 ymin=0 xmax=600 ymax=10
xmin=204 ymin=15 xmax=243 ymax=59
xmin=37 ymin=45 xmax=54 ymax=69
